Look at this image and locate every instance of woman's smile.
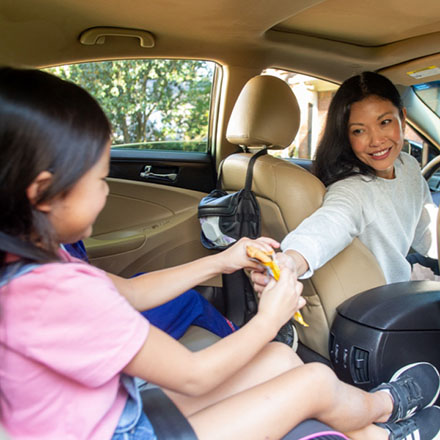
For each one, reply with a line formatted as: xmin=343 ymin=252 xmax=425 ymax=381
xmin=371 ymin=147 xmax=391 ymax=159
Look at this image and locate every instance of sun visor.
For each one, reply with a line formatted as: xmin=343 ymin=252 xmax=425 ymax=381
xmin=380 ymin=54 xmax=440 ymax=86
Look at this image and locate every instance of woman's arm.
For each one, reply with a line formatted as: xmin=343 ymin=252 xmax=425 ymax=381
xmin=107 ymin=237 xmax=279 ymax=311
xmin=251 ymin=182 xmax=367 ymax=293
xmin=123 ymin=264 xmax=305 ymax=396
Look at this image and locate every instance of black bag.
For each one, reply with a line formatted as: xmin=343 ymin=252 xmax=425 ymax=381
xmin=198 ymin=148 xmax=267 ymax=326
xmin=198 ymin=148 xmax=267 ymax=250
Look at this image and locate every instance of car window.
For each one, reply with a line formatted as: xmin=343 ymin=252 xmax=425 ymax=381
xmin=263 ymin=69 xmax=433 ymax=166
xmin=45 ymin=59 xmax=218 ymax=153
xmin=413 ymin=80 xmax=440 ymax=118
xmin=262 ymin=69 xmax=338 ymax=160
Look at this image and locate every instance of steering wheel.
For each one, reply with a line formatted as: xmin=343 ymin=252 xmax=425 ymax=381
xmin=422 ymin=154 xmax=440 ymax=182
xmin=419 ymin=155 xmax=440 ymax=276
xmin=422 ymin=155 xmax=440 ymax=206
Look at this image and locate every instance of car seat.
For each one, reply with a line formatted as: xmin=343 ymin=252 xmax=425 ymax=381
xmin=221 ymin=74 xmax=386 ymax=359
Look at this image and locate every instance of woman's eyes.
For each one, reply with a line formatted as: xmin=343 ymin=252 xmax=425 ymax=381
xmin=351 ymin=119 xmax=393 ymax=135
xmin=351 ymin=128 xmax=364 ymax=136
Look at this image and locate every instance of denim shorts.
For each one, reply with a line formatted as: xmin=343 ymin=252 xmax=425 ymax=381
xmin=111 ymin=375 xmax=158 ymax=440
xmin=111 ymin=410 xmax=157 ymax=440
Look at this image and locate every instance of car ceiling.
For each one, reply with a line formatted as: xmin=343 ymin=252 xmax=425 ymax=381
xmin=2 ymin=0 xmax=440 ymax=86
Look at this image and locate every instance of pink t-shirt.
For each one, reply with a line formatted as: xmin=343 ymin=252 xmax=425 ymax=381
xmin=0 ymin=252 xmax=150 ymax=439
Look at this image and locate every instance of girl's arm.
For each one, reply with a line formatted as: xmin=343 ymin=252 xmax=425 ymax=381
xmin=123 ymin=265 xmax=304 ymax=396
xmin=107 ymin=237 xmax=279 ymax=311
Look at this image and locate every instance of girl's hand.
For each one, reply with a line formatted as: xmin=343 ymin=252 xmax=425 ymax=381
xmin=217 ymin=237 xmax=280 ymax=274
xmin=257 ymin=262 xmax=305 ymax=330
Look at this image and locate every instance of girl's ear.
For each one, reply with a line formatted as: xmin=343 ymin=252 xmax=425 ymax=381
xmin=26 ymin=171 xmax=54 ymax=212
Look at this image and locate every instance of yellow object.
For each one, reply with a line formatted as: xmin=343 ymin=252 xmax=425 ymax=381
xmin=246 ymin=246 xmax=309 ymax=327
xmin=293 ymin=311 xmax=309 ymax=327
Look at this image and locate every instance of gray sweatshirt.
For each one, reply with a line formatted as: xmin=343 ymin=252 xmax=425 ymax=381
xmin=281 ymin=152 xmax=438 ymax=283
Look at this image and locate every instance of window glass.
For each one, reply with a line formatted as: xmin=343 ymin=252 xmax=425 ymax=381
xmin=45 ymin=59 xmax=217 ymax=152
xmin=413 ymin=81 xmax=440 ymax=118
xmin=262 ymin=69 xmax=338 ymax=160
xmin=263 ymin=69 xmax=434 ymax=165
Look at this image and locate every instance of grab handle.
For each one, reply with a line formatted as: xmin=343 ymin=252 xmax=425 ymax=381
xmin=80 ymin=27 xmax=155 ymax=48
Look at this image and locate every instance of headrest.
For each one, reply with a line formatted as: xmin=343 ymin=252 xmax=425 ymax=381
xmin=226 ymin=75 xmax=300 ymax=149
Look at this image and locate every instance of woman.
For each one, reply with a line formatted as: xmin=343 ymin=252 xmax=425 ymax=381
xmin=253 ymin=71 xmax=438 ymax=286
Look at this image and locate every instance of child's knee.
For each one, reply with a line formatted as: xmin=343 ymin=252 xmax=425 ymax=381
xmin=180 ymin=289 xmax=203 ymax=307
xmin=305 ymin=362 xmax=338 ymax=391
xmin=266 ymin=342 xmax=303 ymax=370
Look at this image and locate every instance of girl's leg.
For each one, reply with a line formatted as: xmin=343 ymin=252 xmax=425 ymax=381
xmin=165 ymin=342 xmax=303 ymax=416
xmin=184 ymin=362 xmax=392 ymax=440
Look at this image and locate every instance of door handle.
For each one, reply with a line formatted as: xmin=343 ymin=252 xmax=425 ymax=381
xmin=140 ymin=165 xmax=177 ymax=182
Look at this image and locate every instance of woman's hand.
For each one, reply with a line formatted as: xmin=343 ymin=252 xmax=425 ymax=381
xmin=250 ymin=251 xmax=295 ymax=294
xmin=257 ymin=260 xmax=305 ymax=329
xmin=251 ymin=250 xmax=309 ymax=295
xmin=216 ymin=236 xmax=280 ymax=274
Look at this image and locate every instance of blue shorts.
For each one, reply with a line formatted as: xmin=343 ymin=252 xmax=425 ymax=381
xmin=111 ymin=398 xmax=157 ymax=440
xmin=111 ymin=376 xmax=158 ymax=440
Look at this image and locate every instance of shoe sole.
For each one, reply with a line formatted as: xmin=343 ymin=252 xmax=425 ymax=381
xmin=429 ymin=407 xmax=440 ymax=440
xmin=390 ymin=362 xmax=440 ymax=411
xmin=291 ymin=321 xmax=299 ymax=351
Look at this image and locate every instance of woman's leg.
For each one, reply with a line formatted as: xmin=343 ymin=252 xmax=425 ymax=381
xmin=186 ymin=362 xmax=391 ymax=440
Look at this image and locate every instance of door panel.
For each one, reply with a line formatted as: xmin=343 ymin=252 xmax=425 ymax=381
xmin=110 ymin=150 xmax=216 ymax=193
xmin=85 ymin=178 xmax=221 ymax=286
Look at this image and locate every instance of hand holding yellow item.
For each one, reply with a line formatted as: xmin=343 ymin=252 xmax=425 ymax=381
xmin=246 ymin=246 xmax=309 ymax=327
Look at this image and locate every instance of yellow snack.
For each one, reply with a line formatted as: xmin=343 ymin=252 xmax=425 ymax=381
xmin=246 ymin=246 xmax=273 ymax=264
xmin=293 ymin=311 xmax=309 ymax=328
xmin=246 ymin=245 xmax=309 ymax=327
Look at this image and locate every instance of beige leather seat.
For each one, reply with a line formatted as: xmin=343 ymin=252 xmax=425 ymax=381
xmin=222 ymin=75 xmax=386 ymax=359
xmin=179 ymin=325 xmax=220 ymax=351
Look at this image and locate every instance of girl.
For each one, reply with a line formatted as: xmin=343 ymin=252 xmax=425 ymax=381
xmin=1 ymin=67 xmax=439 ymax=440
xmin=252 ymin=71 xmax=438 ymax=285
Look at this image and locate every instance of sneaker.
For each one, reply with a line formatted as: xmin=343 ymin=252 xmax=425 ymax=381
xmin=371 ymin=362 xmax=440 ymax=423
xmin=376 ymin=405 xmax=440 ymax=440
xmin=272 ymin=320 xmax=298 ymax=350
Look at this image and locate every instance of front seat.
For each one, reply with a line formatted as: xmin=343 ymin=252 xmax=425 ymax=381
xmin=221 ymin=75 xmax=386 ymax=359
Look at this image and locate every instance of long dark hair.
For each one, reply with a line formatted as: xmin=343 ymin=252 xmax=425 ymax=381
xmin=0 ymin=67 xmax=112 ymax=266
xmin=312 ymin=71 xmax=405 ymax=186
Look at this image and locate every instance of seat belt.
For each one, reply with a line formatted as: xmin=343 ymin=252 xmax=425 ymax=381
xmin=0 ymin=263 xmax=40 ymax=288
xmin=141 ymin=387 xmax=198 ymax=440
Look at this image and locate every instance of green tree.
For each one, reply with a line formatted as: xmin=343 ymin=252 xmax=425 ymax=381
xmin=46 ymin=59 xmax=214 ymax=151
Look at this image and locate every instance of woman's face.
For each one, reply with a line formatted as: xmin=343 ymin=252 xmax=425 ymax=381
xmin=348 ymin=95 xmax=406 ymax=179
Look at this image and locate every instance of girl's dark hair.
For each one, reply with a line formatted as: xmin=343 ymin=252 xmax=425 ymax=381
xmin=0 ymin=67 xmax=112 ymax=266
xmin=312 ymin=71 xmax=404 ymax=186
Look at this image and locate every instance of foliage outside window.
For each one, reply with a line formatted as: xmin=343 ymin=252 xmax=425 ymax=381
xmin=45 ymin=59 xmax=217 ymax=152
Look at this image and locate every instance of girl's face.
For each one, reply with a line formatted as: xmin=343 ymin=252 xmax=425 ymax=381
xmin=46 ymin=142 xmax=111 ymax=244
xmin=348 ymin=95 xmax=406 ymax=179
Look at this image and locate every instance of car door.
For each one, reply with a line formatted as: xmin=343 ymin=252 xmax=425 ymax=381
xmin=46 ymin=59 xmax=220 ymax=280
